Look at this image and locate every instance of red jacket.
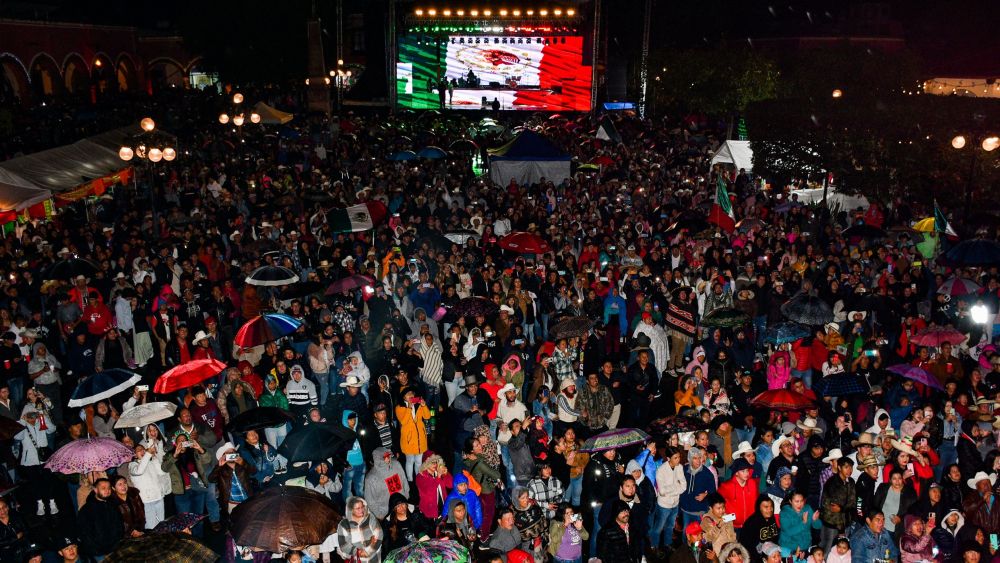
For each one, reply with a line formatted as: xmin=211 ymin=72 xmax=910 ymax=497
xmin=716 ymin=476 xmax=759 ymax=529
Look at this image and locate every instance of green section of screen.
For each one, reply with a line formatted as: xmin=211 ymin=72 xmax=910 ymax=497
xmin=397 ymin=38 xmax=443 ymax=109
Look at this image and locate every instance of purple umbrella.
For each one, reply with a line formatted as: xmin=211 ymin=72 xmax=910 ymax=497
xmin=45 ymin=437 xmax=135 ymax=475
xmin=887 ymin=364 xmax=944 ymax=391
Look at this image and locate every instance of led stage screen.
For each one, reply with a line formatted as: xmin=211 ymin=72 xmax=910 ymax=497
xmin=397 ymin=34 xmax=592 ymax=111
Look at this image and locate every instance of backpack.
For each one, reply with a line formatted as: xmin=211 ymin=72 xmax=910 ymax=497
xmin=463 ymin=470 xmax=482 ymax=496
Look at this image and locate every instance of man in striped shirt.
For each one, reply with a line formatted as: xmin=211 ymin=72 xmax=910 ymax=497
xmin=285 ymin=364 xmax=318 ymax=420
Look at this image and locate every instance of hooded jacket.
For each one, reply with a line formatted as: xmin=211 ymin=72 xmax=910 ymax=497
xmin=343 ymin=410 xmax=365 ymax=468
xmin=680 ymin=462 xmax=717 ymax=515
xmin=258 ymin=374 xmax=289 ymax=410
xmin=336 ymin=497 xmax=384 ymax=563
xmin=899 ymin=514 xmax=937 ymax=563
xmin=364 ymin=446 xmax=410 ymax=519
xmin=931 ymin=509 xmax=964 ymax=562
xmin=767 ymin=351 xmax=792 ymax=390
xmin=442 ymin=472 xmax=483 ymax=529
xmin=415 ymin=453 xmax=453 ymax=519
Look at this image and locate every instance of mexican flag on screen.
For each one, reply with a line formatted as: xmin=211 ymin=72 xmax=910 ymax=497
xmin=327 ymin=201 xmax=388 ymax=233
xmin=708 ymin=175 xmax=736 ymax=233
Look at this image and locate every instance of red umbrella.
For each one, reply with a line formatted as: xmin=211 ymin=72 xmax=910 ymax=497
xmin=750 ymin=389 xmax=814 ymax=411
xmin=590 ymin=155 xmax=614 ymax=166
xmin=498 ymin=232 xmax=552 ymax=254
xmin=155 ymin=359 xmax=228 ymax=394
xmin=910 ymin=327 xmax=967 ymax=347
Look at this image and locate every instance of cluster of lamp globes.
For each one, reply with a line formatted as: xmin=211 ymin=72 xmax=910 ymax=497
xmin=951 ymin=135 xmax=1000 ymax=152
xmin=218 ymin=93 xmax=261 ymax=127
xmin=118 ymin=118 xmax=176 ymax=163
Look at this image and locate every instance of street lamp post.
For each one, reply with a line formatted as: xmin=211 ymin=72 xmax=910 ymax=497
xmin=951 ymin=134 xmax=998 ymax=220
xmin=118 ymin=117 xmax=177 ymax=235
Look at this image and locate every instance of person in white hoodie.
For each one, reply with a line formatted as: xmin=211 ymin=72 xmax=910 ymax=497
xmin=128 ymin=442 xmax=171 ymax=529
xmin=650 ymin=446 xmax=686 ymax=552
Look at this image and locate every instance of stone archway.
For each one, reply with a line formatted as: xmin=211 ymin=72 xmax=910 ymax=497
xmin=91 ymin=53 xmax=115 ymax=96
xmin=147 ymin=58 xmax=186 ymax=93
xmin=0 ymin=53 xmax=30 ymax=103
xmin=63 ymin=53 xmax=90 ymax=96
xmin=29 ymin=52 xmax=62 ymax=98
xmin=116 ymin=54 xmax=139 ymax=92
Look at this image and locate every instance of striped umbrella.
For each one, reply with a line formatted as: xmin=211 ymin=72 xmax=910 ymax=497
xmin=938 ymin=277 xmax=981 ymax=297
xmin=580 ymin=428 xmax=650 ymax=453
xmin=245 ymin=265 xmax=299 ymax=287
xmin=234 ymin=313 xmax=303 ymax=348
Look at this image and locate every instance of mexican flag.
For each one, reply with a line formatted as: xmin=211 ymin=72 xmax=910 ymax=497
xmin=327 ymin=201 xmax=388 ymax=233
xmin=934 ymin=200 xmax=958 ymax=238
xmin=708 ymin=175 xmax=736 ymax=233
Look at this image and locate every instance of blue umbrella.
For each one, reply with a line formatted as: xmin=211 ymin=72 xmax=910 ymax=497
xmin=816 ymin=374 xmax=868 ymax=397
xmin=763 ymin=322 xmax=811 ymax=345
xmin=68 ymin=369 xmax=142 ymax=407
xmin=942 ymin=239 xmax=1000 ymax=267
xmin=388 ymin=150 xmax=417 ymax=162
xmin=417 ymin=146 xmax=447 ymax=159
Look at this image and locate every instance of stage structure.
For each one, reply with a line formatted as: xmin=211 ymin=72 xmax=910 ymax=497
xmin=397 ymin=5 xmax=593 ymax=111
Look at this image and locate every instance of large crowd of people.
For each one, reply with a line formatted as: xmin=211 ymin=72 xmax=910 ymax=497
xmin=0 ymin=88 xmax=996 ymax=563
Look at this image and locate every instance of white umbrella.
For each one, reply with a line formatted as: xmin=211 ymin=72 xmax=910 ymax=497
xmin=114 ymin=402 xmax=178 ymax=429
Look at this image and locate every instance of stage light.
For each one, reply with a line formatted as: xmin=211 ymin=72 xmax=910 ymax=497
xmin=470 ymin=9 xmax=478 ymax=16
xmin=513 ymin=9 xmax=520 ymax=16
xmin=456 ymin=9 xmax=464 ymax=15
xmin=554 ymin=9 xmax=562 ymax=15
xmin=539 ymin=9 xmax=548 ymax=16
xmin=427 ymin=9 xmax=436 ymax=15
xmin=526 ymin=9 xmax=534 ymax=15
xmin=443 ymin=9 xmax=451 ymax=15
xmin=500 ymin=9 xmax=508 ymax=16
xmin=483 ymin=9 xmax=491 ymax=16
xmin=567 ymin=8 xmax=575 ymax=15
xmin=972 ymin=303 xmax=990 ymax=324
xmin=415 ymin=9 xmax=423 ymax=15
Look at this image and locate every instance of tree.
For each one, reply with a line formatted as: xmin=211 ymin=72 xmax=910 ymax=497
xmin=650 ymin=46 xmax=779 ymax=116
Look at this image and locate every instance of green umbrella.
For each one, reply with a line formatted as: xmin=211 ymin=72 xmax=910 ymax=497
xmin=701 ymin=307 xmax=751 ymax=329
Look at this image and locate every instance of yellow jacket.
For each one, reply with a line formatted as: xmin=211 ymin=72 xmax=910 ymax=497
xmin=396 ymin=403 xmax=431 ymax=455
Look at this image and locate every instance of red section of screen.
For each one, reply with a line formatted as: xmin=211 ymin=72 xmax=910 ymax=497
xmin=513 ymin=37 xmax=592 ymax=111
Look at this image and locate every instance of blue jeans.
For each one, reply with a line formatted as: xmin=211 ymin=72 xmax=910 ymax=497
xmin=681 ymin=510 xmax=704 ymax=534
xmin=328 ymin=372 xmax=343 ymax=396
xmin=7 ymin=377 xmax=24 ymax=410
xmin=343 ymin=464 xmax=365 ymax=502
xmin=555 ymin=558 xmax=581 ymax=563
xmin=564 ymin=476 xmax=583 ymax=506
xmin=753 ymin=315 xmax=768 ymax=349
xmin=937 ymin=441 xmax=958 ymax=482
xmin=174 ymin=488 xmax=208 ymax=535
xmin=590 ymin=504 xmax=602 ymax=556
xmin=649 ymin=505 xmax=679 ymax=548
xmin=206 ymin=483 xmax=221 ymax=523
xmin=316 ymin=371 xmax=330 ymax=406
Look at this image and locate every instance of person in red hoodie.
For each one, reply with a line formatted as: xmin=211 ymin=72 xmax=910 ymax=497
xmin=481 ymin=364 xmax=504 ymax=422
xmin=717 ymin=457 xmax=759 ymax=530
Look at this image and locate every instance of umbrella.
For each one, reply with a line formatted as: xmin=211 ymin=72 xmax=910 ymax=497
xmin=816 ymin=374 xmax=869 ymax=397
xmin=910 ymin=326 xmax=967 ymax=347
xmin=279 ymin=281 xmax=326 ymax=300
xmin=229 ymin=407 xmax=296 ymax=433
xmin=887 ymin=364 xmax=945 ymax=390
xmin=750 ymin=389 xmax=814 ymax=411
xmin=942 ymin=239 xmax=1000 ymax=267
xmin=444 ymin=230 xmax=480 ymax=245
xmin=448 ymin=139 xmax=478 ymax=152
xmin=231 ymin=487 xmax=342 ymax=552
xmin=577 ymin=163 xmax=600 ymax=171
xmin=154 ymin=359 xmax=228 ymax=394
xmin=114 ymin=402 xmax=178 ymax=429
xmin=648 ymin=415 xmax=708 ymax=437
xmin=842 ymin=224 xmax=887 ymax=239
xmin=549 ymin=316 xmax=594 ymax=339
xmin=104 ymin=532 xmax=216 ymax=563
xmin=700 ymin=307 xmax=750 ymax=329
xmin=386 ymin=539 xmax=471 ymax=563
xmin=498 ymin=232 xmax=552 ymax=254
xmin=67 ymin=369 xmax=142 ymax=407
xmin=938 ymin=277 xmax=982 ymax=297
xmin=0 ymin=417 xmax=23 ymax=441
xmin=448 ymin=297 xmax=498 ymax=319
xmin=415 ymin=233 xmax=454 ymax=252
xmin=912 ymin=217 xmax=936 ymax=232
xmin=279 ymin=423 xmax=355 ymax=463
xmin=763 ymin=322 xmax=810 ymax=345
xmin=388 ymin=150 xmax=418 ymax=161
xmin=44 ymin=257 xmax=99 ymax=280
xmin=666 ymin=216 xmax=710 ymax=234
xmin=152 ymin=512 xmax=206 ymax=534
xmin=45 ymin=437 xmax=135 ymax=474
xmin=735 ymin=218 xmax=763 ymax=233
xmin=325 ymin=274 xmax=376 ymax=295
xmin=780 ymin=294 xmax=834 ymax=325
xmin=245 ymin=265 xmax=299 ymax=287
xmin=417 ymin=146 xmax=447 ymax=159
xmin=590 ymin=155 xmax=614 ymax=166
xmin=235 ymin=314 xmax=304 ymax=348
xmin=580 ymin=428 xmax=650 ymax=453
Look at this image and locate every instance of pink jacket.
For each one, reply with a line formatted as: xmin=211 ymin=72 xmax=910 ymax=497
xmin=767 ymin=352 xmax=792 ymax=390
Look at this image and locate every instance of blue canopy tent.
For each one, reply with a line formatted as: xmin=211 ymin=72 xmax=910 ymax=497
xmin=488 ymin=131 xmax=571 ymax=186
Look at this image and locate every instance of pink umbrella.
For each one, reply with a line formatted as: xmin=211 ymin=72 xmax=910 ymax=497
xmin=937 ymin=277 xmax=981 ymax=297
xmin=45 ymin=437 xmax=135 ymax=475
xmin=910 ymin=327 xmax=967 ymax=347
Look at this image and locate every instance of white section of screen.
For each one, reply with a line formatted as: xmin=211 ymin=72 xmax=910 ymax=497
xmin=445 ymin=36 xmax=544 ymax=87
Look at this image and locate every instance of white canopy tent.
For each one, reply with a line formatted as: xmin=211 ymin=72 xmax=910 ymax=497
xmin=710 ymin=140 xmax=753 ymax=172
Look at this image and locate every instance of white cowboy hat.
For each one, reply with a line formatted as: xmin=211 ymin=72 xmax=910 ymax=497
xmin=341 ymin=256 xmax=355 ymax=267
xmin=967 ymin=471 xmax=997 ymax=490
xmin=499 ymin=305 xmax=515 ymax=315
xmin=499 ymin=383 xmax=518 ymax=396
xmin=848 ymin=310 xmax=868 ymax=320
xmin=824 ymin=322 xmax=840 ymax=334
xmin=771 ymin=435 xmax=793 ymax=457
xmin=732 ymin=441 xmax=754 ymax=461
xmin=192 ymin=330 xmax=209 ymax=345
xmin=796 ymin=417 xmax=822 ymax=433
xmin=822 ymin=448 xmax=844 ymax=463
xmin=851 ymin=432 xmax=877 ymax=447
xmin=339 ymin=375 xmax=364 ymax=388
xmin=215 ymin=442 xmax=236 ymax=463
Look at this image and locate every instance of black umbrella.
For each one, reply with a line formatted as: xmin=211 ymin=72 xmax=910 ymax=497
xmin=448 ymin=297 xmax=499 ymax=320
xmin=701 ymin=307 xmax=751 ymax=329
xmin=942 ymin=239 xmax=1000 ymax=267
xmin=816 ymin=374 xmax=869 ymax=397
xmin=230 ymin=487 xmax=342 ymax=552
xmin=842 ymin=224 xmax=887 ymax=239
xmin=44 ymin=257 xmax=99 ymax=280
xmin=279 ymin=281 xmax=326 ymax=300
xmin=449 ymin=138 xmax=479 ymax=152
xmin=549 ymin=316 xmax=594 ymax=339
xmin=780 ymin=294 xmax=834 ymax=325
xmin=415 ymin=233 xmax=454 ymax=252
xmin=245 ymin=265 xmax=300 ymax=287
xmin=278 ymin=423 xmax=354 ymax=463
xmin=229 ymin=407 xmax=296 ymax=434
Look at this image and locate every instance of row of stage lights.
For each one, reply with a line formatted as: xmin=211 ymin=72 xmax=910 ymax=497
xmin=407 ymin=25 xmax=576 ymax=33
xmin=414 ymin=36 xmax=571 ymax=45
xmin=413 ymin=8 xmax=576 ymax=17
